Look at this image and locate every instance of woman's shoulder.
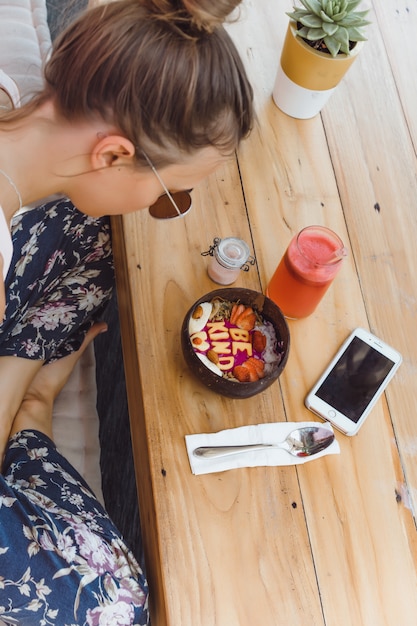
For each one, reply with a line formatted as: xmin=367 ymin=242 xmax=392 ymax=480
xmin=0 ymin=201 xmax=13 ymax=280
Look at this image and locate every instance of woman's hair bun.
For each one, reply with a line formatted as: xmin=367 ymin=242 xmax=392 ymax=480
xmin=144 ymin=0 xmax=242 ymax=33
xmin=183 ymin=0 xmax=242 ymax=31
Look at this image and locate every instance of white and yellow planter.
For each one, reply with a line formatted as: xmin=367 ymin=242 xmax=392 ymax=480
xmin=273 ymin=22 xmax=363 ymax=119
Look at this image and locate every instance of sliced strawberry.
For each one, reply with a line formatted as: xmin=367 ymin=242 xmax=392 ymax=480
xmin=246 ymin=357 xmax=265 ymax=379
xmin=230 ymin=303 xmax=245 ymax=325
xmin=233 ymin=364 xmax=251 ymax=382
xmin=252 ymin=330 xmax=267 ymax=353
xmin=236 ymin=307 xmax=257 ymax=331
xmin=242 ymin=358 xmax=260 ymax=382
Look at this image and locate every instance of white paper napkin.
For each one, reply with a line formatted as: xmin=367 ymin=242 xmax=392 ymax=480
xmin=185 ymin=421 xmax=340 ymax=475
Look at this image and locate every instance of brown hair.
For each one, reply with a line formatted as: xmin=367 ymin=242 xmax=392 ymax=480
xmin=36 ymin=0 xmax=253 ymax=167
xmin=142 ymin=0 xmax=243 ymax=31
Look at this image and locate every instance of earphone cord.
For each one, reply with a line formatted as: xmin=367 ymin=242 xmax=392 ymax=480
xmin=0 ymin=167 xmax=22 ymax=212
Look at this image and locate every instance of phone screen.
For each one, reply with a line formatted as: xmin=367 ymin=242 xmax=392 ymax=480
xmin=315 ymin=336 xmax=396 ymax=423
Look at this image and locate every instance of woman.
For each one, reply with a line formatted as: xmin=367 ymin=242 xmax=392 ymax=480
xmin=0 ymin=0 xmax=254 ymax=461
xmin=0 ymin=0 xmax=253 ymax=621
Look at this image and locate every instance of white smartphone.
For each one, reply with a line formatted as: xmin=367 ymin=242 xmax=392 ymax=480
xmin=305 ymin=327 xmax=402 ymax=436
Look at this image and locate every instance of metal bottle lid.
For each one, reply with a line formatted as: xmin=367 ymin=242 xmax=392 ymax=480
xmin=214 ymin=237 xmax=251 ymax=269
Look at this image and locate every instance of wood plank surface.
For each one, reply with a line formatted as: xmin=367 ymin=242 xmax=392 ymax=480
xmin=226 ymin=2 xmax=417 ymax=624
xmin=113 ymin=1 xmax=417 ymax=624
xmin=322 ymin=0 xmax=417 ymax=515
xmin=113 ymin=160 xmax=326 ymax=625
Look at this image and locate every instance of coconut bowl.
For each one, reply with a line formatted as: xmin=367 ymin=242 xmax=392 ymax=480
xmin=181 ymin=288 xmax=290 ymax=399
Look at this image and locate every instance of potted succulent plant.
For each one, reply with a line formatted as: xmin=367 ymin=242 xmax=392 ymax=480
xmin=273 ymin=0 xmax=370 ymax=119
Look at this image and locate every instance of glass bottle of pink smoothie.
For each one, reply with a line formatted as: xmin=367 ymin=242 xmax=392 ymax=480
xmin=266 ymin=226 xmax=347 ymax=319
xmin=207 ymin=237 xmax=251 ymax=285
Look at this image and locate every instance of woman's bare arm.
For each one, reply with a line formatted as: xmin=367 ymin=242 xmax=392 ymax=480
xmin=9 ymin=322 xmax=107 ymax=442
xmin=0 ymin=356 xmax=44 ymax=464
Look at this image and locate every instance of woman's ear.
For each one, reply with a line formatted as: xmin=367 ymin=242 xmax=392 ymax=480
xmin=91 ymin=134 xmax=136 ymax=170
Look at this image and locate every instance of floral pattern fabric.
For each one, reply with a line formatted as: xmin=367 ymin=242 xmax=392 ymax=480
xmin=0 ymin=199 xmax=149 ymax=623
xmin=0 ymin=430 xmax=149 ymax=625
xmin=0 ymin=198 xmax=114 ymax=362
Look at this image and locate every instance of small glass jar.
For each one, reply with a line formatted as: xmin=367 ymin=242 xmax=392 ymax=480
xmin=206 ymin=237 xmax=251 ymax=285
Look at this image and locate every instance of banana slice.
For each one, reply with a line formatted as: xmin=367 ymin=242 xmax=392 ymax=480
xmin=188 ymin=301 xmax=212 ymax=335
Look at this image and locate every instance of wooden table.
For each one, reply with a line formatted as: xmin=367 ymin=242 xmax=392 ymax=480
xmin=112 ymin=1 xmax=417 ymax=624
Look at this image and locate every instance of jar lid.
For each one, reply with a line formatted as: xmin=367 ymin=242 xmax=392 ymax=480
xmin=216 ymin=237 xmax=250 ymax=269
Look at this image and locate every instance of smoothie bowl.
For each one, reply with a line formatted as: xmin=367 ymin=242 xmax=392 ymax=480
xmin=181 ymin=288 xmax=290 ymax=399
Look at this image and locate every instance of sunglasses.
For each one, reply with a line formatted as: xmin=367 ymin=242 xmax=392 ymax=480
xmin=142 ymin=151 xmax=193 ymax=220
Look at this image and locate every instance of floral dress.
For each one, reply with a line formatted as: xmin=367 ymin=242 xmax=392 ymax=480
xmin=0 ymin=197 xmax=114 ymax=362
xmin=0 ymin=430 xmax=149 ymax=625
xmin=0 ymin=199 xmax=149 ymax=623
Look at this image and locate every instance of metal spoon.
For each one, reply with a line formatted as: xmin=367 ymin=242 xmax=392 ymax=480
xmin=193 ymin=426 xmax=334 ymax=459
